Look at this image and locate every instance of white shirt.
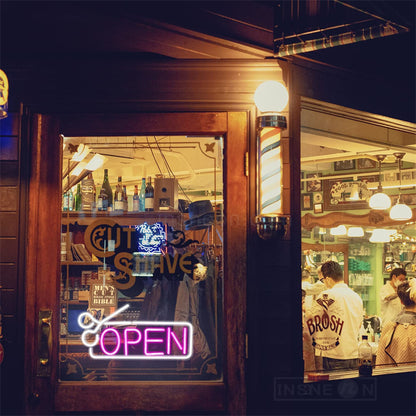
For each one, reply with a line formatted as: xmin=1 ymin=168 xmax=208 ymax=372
xmin=380 ymin=282 xmax=404 ymax=328
xmin=302 ymin=280 xmax=325 ymax=311
xmin=306 ymin=282 xmax=363 ymax=360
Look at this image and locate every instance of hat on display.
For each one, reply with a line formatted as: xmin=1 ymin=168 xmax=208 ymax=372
xmin=185 ymin=200 xmax=215 ymax=230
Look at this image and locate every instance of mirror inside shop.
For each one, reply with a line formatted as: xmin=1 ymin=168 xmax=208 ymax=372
xmin=60 ymin=135 xmax=224 ymax=382
xmin=301 ymin=125 xmax=416 ymax=376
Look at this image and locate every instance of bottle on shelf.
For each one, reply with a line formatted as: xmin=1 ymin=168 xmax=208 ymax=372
xmin=81 ymin=173 xmax=95 ymax=211
xmin=97 ymin=186 xmax=109 ymax=211
xmin=145 ymin=176 xmax=154 ymax=212
xmin=74 ymin=183 xmax=82 ymax=211
xmin=72 ymin=281 xmax=79 ymax=301
xmin=133 ymin=185 xmax=140 ymax=212
xmin=62 ymin=191 xmax=69 ymax=211
xmin=114 ymin=176 xmax=125 ymax=212
xmin=100 ymin=168 xmax=113 ymax=210
xmin=358 ymin=334 xmax=373 ymax=376
xmin=60 ymin=304 xmax=67 ymax=337
xmin=68 ymin=188 xmax=74 ymax=211
xmin=139 ymin=177 xmax=146 ymax=212
xmin=122 ymin=185 xmax=128 ymax=211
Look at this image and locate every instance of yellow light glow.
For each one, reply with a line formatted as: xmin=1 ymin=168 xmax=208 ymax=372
xmin=254 ymin=81 xmax=289 ymax=113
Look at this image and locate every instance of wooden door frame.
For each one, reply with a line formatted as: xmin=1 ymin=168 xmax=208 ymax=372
xmin=25 ymin=111 xmax=248 ymax=415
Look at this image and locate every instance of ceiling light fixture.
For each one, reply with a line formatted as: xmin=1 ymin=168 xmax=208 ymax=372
xmin=369 ymin=155 xmax=391 ymax=210
xmin=369 ymin=228 xmax=397 ymax=243
xmin=330 ymin=225 xmax=347 ymax=236
xmin=62 ymin=143 xmax=91 ymax=179
xmin=63 ymin=153 xmax=107 ymax=193
xmin=389 ymin=153 xmax=413 ymax=221
xmin=347 ymin=227 xmax=364 ymax=237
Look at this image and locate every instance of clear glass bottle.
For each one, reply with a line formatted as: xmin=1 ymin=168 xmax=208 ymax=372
xmin=145 ymin=176 xmax=154 ymax=212
xmin=358 ymin=334 xmax=373 ymax=376
xmin=133 ymin=185 xmax=140 ymax=212
xmin=122 ymin=185 xmax=128 ymax=212
xmin=68 ymin=188 xmax=74 ymax=211
xmin=139 ymin=177 xmax=146 ymax=212
xmin=62 ymin=191 xmax=69 ymax=211
xmin=114 ymin=176 xmax=124 ymax=212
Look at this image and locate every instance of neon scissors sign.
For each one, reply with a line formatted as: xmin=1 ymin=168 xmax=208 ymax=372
xmin=78 ymin=304 xmax=193 ymax=360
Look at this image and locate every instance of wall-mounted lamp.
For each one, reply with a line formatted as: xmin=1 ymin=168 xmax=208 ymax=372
xmin=0 ymin=69 xmax=9 ymax=119
xmin=253 ymin=81 xmax=289 ymax=240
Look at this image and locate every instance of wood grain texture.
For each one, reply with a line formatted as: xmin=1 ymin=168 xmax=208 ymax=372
xmin=55 ymin=383 xmax=226 ymax=413
xmin=59 ymin=112 xmax=227 ymax=136
xmin=224 ymin=112 xmax=248 ymax=416
xmin=23 ymin=111 xmax=247 ymax=414
xmin=25 ymin=114 xmax=61 ymax=415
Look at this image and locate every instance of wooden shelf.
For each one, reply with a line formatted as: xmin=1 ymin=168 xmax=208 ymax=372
xmin=61 ymin=210 xmax=184 ymax=228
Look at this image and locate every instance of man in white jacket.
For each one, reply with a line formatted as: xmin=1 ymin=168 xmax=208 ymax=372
xmin=306 ymin=261 xmax=364 ymax=371
xmin=379 ymin=267 xmax=407 ymax=329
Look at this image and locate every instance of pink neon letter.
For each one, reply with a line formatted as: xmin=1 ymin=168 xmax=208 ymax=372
xmin=144 ymin=328 xmax=165 ymax=356
xmin=100 ymin=328 xmax=121 ymax=356
xmin=166 ymin=327 xmax=188 ymax=355
xmin=124 ymin=328 xmax=142 ymax=355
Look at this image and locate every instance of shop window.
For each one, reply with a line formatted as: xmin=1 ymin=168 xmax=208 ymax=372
xmin=59 ymin=135 xmax=224 ymax=382
xmin=300 ymin=99 xmax=416 ymax=380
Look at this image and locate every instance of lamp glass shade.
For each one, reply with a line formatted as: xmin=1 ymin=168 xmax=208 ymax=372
xmin=369 ymin=192 xmax=391 ymax=210
xmin=347 ymin=227 xmax=364 ymax=237
xmin=389 ymin=203 xmax=413 ymax=221
xmin=369 ymin=229 xmax=392 ymax=243
xmin=330 ymin=225 xmax=347 ymax=236
xmin=254 ymin=81 xmax=289 ymax=113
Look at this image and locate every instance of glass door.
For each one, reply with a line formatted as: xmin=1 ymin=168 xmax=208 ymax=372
xmin=26 ymin=112 xmax=248 ymax=414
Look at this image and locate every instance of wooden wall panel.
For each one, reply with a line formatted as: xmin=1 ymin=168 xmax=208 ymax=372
xmin=0 ymin=112 xmax=25 ymax=416
xmin=224 ymin=112 xmax=248 ymax=416
xmin=0 ymin=264 xmax=17 ymax=287
xmin=0 ymin=212 xmax=18 ymax=236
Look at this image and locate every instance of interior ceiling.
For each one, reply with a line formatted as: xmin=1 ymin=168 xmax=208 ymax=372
xmin=63 ymin=136 xmax=223 ymax=200
xmin=301 ymin=131 xmax=416 ymax=171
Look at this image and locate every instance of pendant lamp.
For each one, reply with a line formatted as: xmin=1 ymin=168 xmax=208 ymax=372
xmin=330 ymin=225 xmax=347 ymax=236
xmin=390 ymin=153 xmax=413 ymax=221
xmin=369 ymin=155 xmax=391 ymax=210
xmin=347 ymin=227 xmax=364 ymax=237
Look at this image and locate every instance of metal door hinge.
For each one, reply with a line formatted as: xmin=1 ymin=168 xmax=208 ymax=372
xmin=244 ymin=152 xmax=249 ymax=177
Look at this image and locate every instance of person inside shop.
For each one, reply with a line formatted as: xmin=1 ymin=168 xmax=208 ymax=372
xmin=302 ymin=289 xmax=316 ymax=372
xmin=305 ymin=260 xmax=363 ymax=371
xmin=376 ymin=278 xmax=416 ymax=367
xmin=301 ymin=268 xmax=325 ymax=312
xmin=380 ymin=267 xmax=407 ymax=329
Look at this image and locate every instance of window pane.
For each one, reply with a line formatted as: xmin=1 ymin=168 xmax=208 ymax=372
xmin=60 ymin=135 xmax=224 ymax=381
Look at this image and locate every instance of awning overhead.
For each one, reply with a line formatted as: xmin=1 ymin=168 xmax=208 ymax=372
xmin=274 ymin=0 xmax=411 ymax=57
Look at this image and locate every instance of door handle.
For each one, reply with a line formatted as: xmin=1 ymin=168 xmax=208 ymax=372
xmin=37 ymin=309 xmax=52 ymax=377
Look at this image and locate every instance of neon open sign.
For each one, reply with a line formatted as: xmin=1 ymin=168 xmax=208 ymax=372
xmin=78 ymin=304 xmax=193 ymax=360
